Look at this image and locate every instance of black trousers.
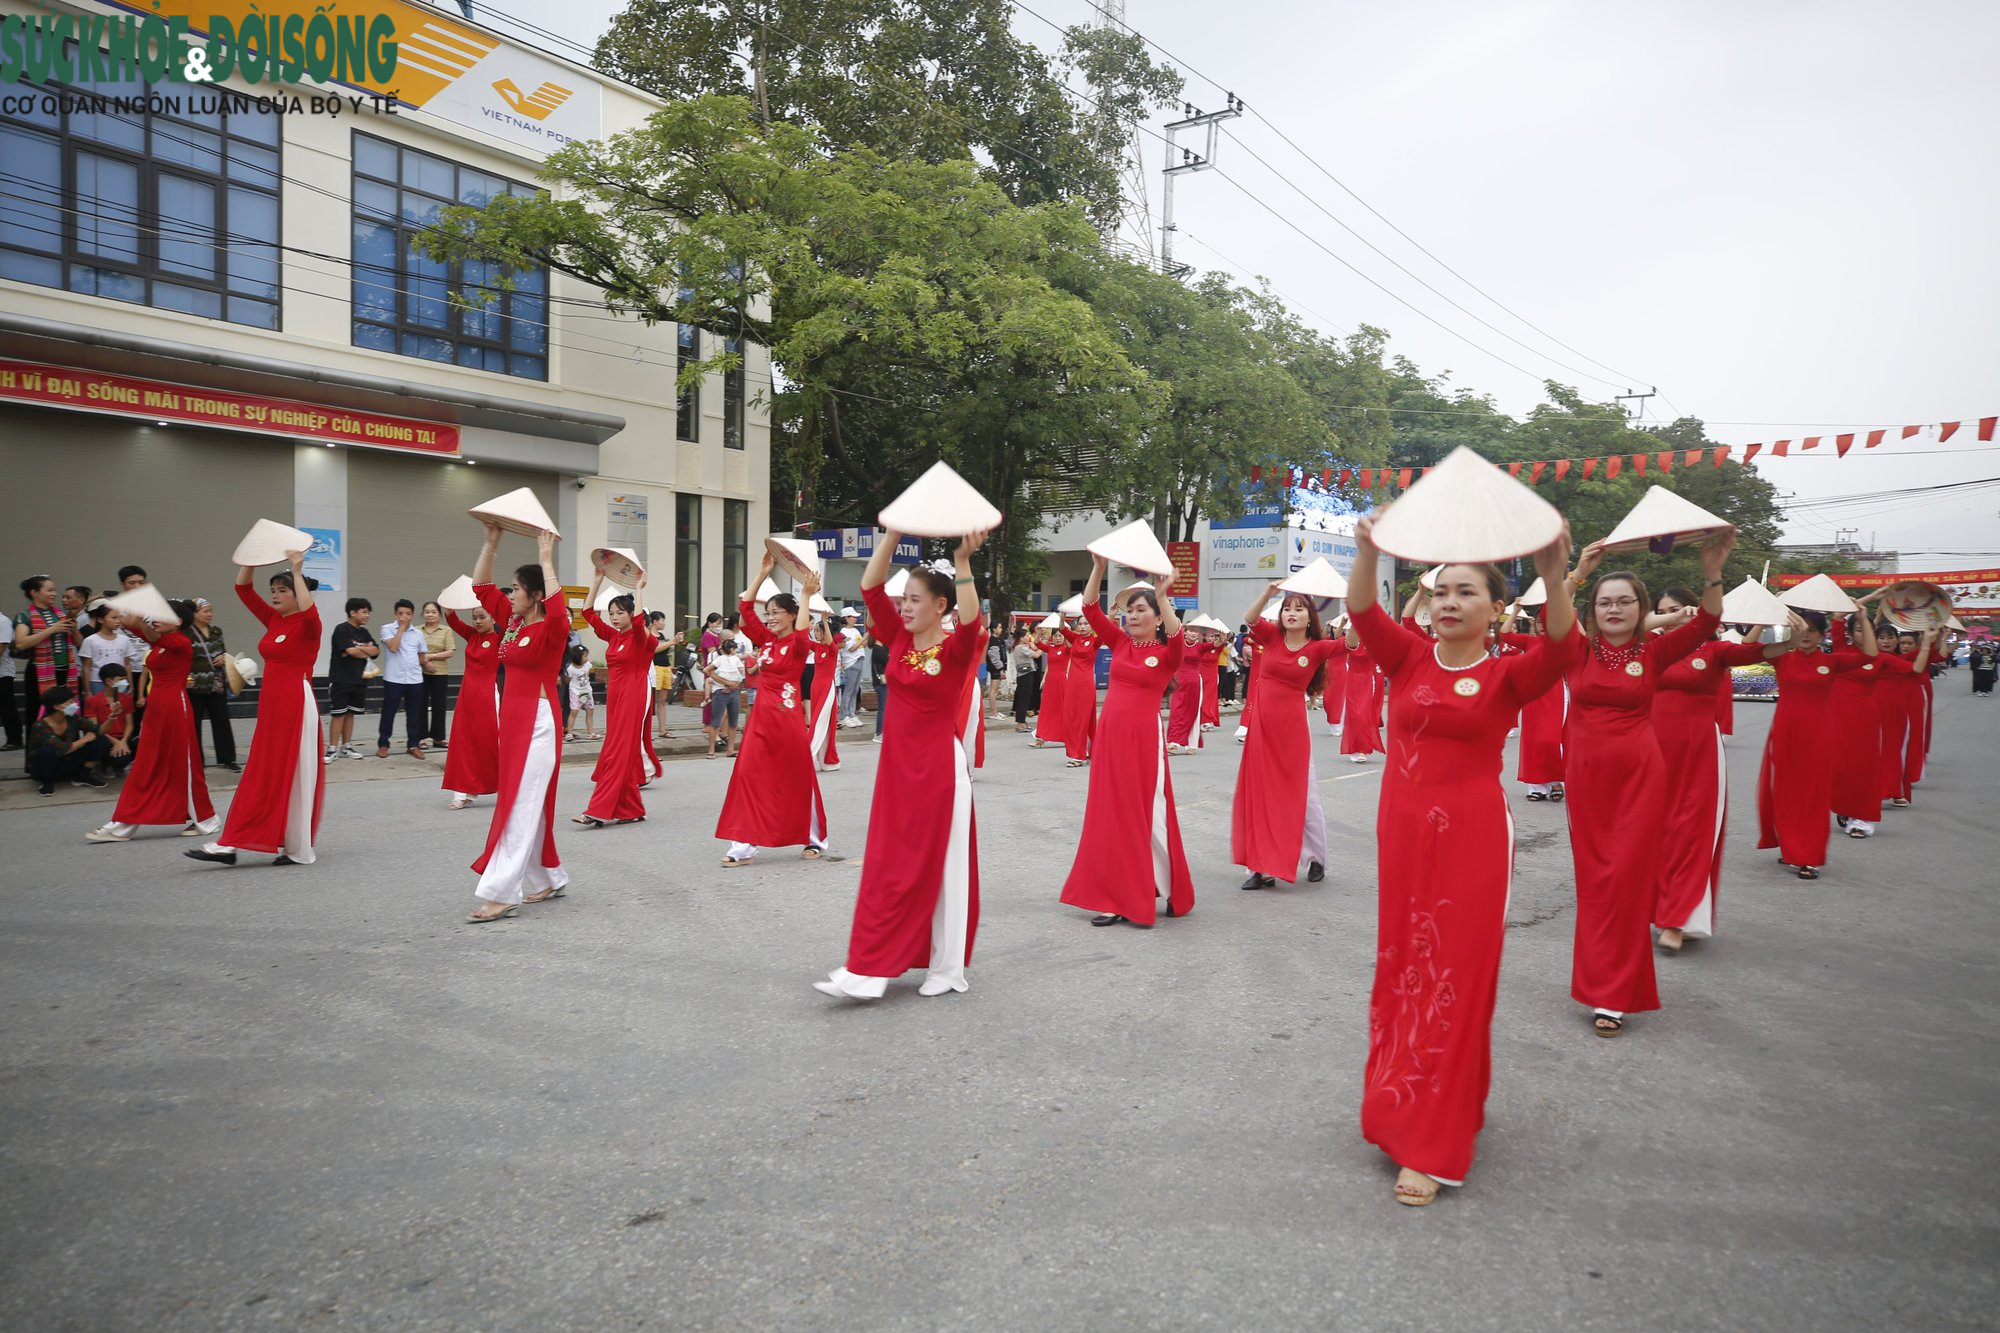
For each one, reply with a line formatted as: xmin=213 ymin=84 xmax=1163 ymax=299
xmin=423 ymin=674 xmax=450 ymax=743
xmin=189 ymin=689 xmax=237 ymax=765
xmin=0 ymin=674 xmax=20 ymax=746
xmin=30 ymin=735 xmax=108 ymax=788
xmin=1013 ymin=672 xmax=1041 ymax=722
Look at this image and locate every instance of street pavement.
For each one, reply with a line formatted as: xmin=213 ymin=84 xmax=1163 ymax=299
xmin=1 ymin=681 xmax=1995 ymax=1330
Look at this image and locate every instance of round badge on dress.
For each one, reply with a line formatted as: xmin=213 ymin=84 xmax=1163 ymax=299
xmin=519 ymin=637 xmax=531 ymax=647
xmin=1624 ymin=661 xmax=1644 ymax=676
xmin=1144 ymin=655 xmax=1159 ymax=668
xmin=481 ymin=640 xmax=491 ymax=649
xmin=924 ymin=659 xmax=942 ymax=676
xmin=274 ymin=634 xmax=286 ymax=643
xmin=1297 ymin=654 xmax=1309 ymax=667
xmin=1454 ymin=677 xmax=1481 ymax=697
xmin=1817 ymin=664 xmax=1830 ymax=675
xmin=1691 ymin=658 xmax=1708 ymax=671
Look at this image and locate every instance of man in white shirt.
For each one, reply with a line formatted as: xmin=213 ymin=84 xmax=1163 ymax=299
xmin=376 ymin=598 xmax=428 ymax=758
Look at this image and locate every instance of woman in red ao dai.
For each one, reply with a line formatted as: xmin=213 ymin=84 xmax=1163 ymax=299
xmin=465 ymin=525 xmax=570 ymax=921
xmin=92 ymin=598 xmax=218 ymax=842
xmin=815 ymin=532 xmax=990 ymax=1000
xmin=1754 ymin=610 xmax=1880 ymax=879
xmin=574 ymin=571 xmax=660 ymax=827
xmin=1057 ymin=554 xmax=1194 ymax=927
xmin=714 ymin=552 xmax=828 ymax=866
xmin=442 ymin=604 xmax=501 ymax=809
xmin=1346 ymin=511 xmax=1578 ymax=1206
xmin=1553 ymin=532 xmax=1734 ymax=1035
xmin=1231 ymin=584 xmax=1344 ymax=889
xmin=1058 ymin=618 xmax=1100 ymax=765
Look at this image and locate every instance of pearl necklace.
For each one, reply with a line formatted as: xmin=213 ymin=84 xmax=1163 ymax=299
xmin=1590 ymin=636 xmax=1646 ymax=672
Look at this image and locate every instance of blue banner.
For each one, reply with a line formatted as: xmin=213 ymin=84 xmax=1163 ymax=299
xmin=301 ymin=527 xmax=342 ymax=592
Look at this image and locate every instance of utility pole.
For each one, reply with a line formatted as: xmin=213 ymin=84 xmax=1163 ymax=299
xmin=1615 ymin=387 xmax=1656 ymax=421
xmin=1090 ymin=0 xmax=1158 ymax=265
xmin=1161 ymin=94 xmax=1242 ymax=279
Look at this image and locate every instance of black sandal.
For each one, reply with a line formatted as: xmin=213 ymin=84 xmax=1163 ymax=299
xmin=1593 ymin=1014 xmax=1624 ymax=1038
xmin=1239 ymin=873 xmax=1274 ymax=891
xmin=1525 ymin=791 xmax=1547 ymax=802
xmin=1550 ymin=786 xmax=1566 ymax=802
xmin=1306 ymin=861 xmax=1325 ymax=883
xmin=1796 ymin=866 xmax=1819 ymax=880
xmin=1089 ymin=913 xmax=1126 ymax=927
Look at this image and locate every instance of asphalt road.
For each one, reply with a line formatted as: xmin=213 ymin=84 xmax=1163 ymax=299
xmin=2 ymin=681 xmax=1995 ymax=1330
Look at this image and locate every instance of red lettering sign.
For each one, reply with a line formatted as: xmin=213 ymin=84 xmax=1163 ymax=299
xmin=1167 ymin=541 xmax=1200 ymax=598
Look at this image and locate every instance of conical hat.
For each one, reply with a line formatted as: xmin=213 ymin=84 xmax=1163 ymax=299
xmin=592 ymin=546 xmax=645 ymax=589
xmin=1717 ymin=627 xmax=1746 ymax=644
xmin=1366 ymin=447 xmax=1566 ymax=562
xmin=1599 ymin=485 xmax=1733 ymax=555
xmin=808 ymin=592 xmax=835 ymax=615
xmin=438 ymin=575 xmax=482 ymax=612
xmin=592 ymin=581 xmax=630 ymax=612
xmin=1037 ymin=612 xmax=1061 ymax=630
xmin=753 ymin=577 xmax=783 ymax=604
xmin=1111 ymin=580 xmax=1157 ymax=610
xmin=1779 ymin=573 xmax=1858 ymax=614
xmin=1879 ymin=580 xmax=1953 ymax=632
xmin=1058 ymin=594 xmax=1084 ymax=616
xmin=883 ymin=569 xmax=910 ymax=599
xmin=1719 ymin=577 xmax=1792 ymax=626
xmin=1087 ymin=519 xmax=1176 ymax=577
xmin=1259 ymin=601 xmax=1280 ymax=622
xmin=105 ymin=582 xmax=179 ymax=629
xmin=469 ymin=487 xmax=559 ymax=538
xmin=1418 ymin=565 xmax=1442 ymax=592
xmin=878 ymin=460 xmax=1003 ymax=538
xmin=764 ymin=535 xmax=820 ymax=583
xmin=1279 ymin=557 xmax=1350 ymax=600
xmin=1518 ymin=576 xmax=1549 ymax=607
xmin=231 ymin=518 xmax=313 ymax=568
xmin=234 ymin=654 xmax=261 ymax=686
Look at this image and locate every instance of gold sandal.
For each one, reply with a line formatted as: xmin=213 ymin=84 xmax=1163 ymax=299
xmin=1394 ymin=1170 xmax=1440 ymax=1207
xmin=467 ymin=905 xmax=518 ymax=923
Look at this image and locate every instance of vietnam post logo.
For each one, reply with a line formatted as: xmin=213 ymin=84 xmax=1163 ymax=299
xmin=492 ymin=77 xmax=570 ymax=121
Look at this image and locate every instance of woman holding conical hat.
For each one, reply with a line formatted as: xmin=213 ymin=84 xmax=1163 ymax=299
xmin=1338 ymin=627 xmax=1384 ymax=763
xmin=88 ymin=596 xmax=218 ymax=844
xmin=573 ymin=570 xmax=661 ymax=828
xmin=461 ymin=523 xmax=571 ymax=920
xmin=1555 ymin=532 xmax=1732 ymax=1035
xmin=1058 ymin=612 xmax=1100 ymax=766
xmin=442 ymin=601 xmax=501 ymax=810
xmin=1231 ymin=584 xmax=1344 ymax=890
xmin=1198 ymin=623 xmax=1224 ymax=733
xmin=716 ymin=551 xmax=829 ymax=867
xmin=1320 ymin=617 xmax=1349 ymax=738
xmin=805 ymin=607 xmax=844 ymax=772
xmin=1824 ymin=615 xmax=1885 ymax=838
xmin=1505 ymin=613 xmax=1567 ymax=801
xmin=1058 ymin=554 xmax=1194 ymax=927
xmin=1754 ymin=610 xmax=1885 ymax=879
xmin=1345 ymin=511 xmax=1577 ymax=1205
xmin=1165 ymin=622 xmax=1219 ymax=753
xmin=1645 ymin=588 xmax=1786 ymax=948
xmin=185 ymin=550 xmax=325 ymax=869
xmin=1875 ymin=624 xmax=1935 ymax=807
xmin=1032 ymin=622 xmax=1069 ymax=750
xmin=815 ymin=523 xmax=991 ymax=1000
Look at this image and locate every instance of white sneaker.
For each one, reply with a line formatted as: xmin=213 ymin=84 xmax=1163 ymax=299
xmin=871 ymin=735 xmax=882 ymax=744
xmin=1348 ymin=753 xmax=1369 ymax=764
xmin=345 ymin=745 xmax=367 ymax=760
xmin=85 ymin=826 xmax=130 ymax=843
xmin=1332 ymin=724 xmax=1343 ymax=737
xmin=324 ymin=745 xmax=339 ymax=761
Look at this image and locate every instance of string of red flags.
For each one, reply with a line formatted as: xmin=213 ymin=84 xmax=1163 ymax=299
xmin=1254 ymin=416 xmax=1997 ymax=492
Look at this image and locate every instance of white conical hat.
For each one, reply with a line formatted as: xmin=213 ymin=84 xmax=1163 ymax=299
xmin=438 ymin=575 xmax=482 ymax=612
xmin=808 ymin=592 xmax=835 ymax=615
xmin=883 ymin=568 xmax=910 ymax=598
xmin=1418 ymin=565 xmax=1442 ymax=591
xmin=1279 ymin=557 xmax=1350 ymax=600
xmin=234 ymin=654 xmax=261 ymax=686
xmin=1879 ymin=580 xmax=1954 ymax=632
xmin=592 ymin=546 xmax=645 ymax=589
xmin=469 ymin=487 xmax=559 ymax=538
xmin=1365 ymin=447 xmax=1565 ymax=562
xmin=1599 ymin=485 xmax=1733 ymax=554
xmin=878 ymin=460 xmax=1003 ymax=538
xmin=105 ymin=582 xmax=180 ymax=628
xmin=1518 ymin=576 xmax=1549 ymax=607
xmin=1058 ymin=594 xmax=1084 ymax=616
xmin=764 ymin=535 xmax=821 ymax=583
xmin=231 ymin=518 xmax=313 ymax=568
xmin=1720 ymin=577 xmax=1793 ymax=626
xmin=1259 ymin=601 xmax=1280 ymax=622
xmin=1087 ymin=519 xmax=1176 ymax=576
xmin=1037 ymin=612 xmax=1061 ymax=630
xmin=1195 ymin=613 xmax=1229 ymax=633
xmin=1111 ymin=580 xmax=1157 ymax=610
xmin=753 ymin=577 xmax=783 ymax=604
xmin=1779 ymin=573 xmax=1858 ymax=614
xmin=1717 ymin=627 xmax=1746 ymax=644
xmin=592 ymin=581 xmax=628 ymax=612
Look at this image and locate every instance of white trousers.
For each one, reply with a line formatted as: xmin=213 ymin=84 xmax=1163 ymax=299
xmin=476 ymin=699 xmax=568 ymax=904
xmin=1300 ymin=754 xmax=1328 ymax=872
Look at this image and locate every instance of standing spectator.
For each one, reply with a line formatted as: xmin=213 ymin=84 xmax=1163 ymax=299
xmin=14 ymin=576 xmax=79 ymax=742
xmin=65 ymin=585 xmax=96 ymax=636
xmin=326 ymin=597 xmax=377 ymax=760
xmin=82 ymin=663 xmax=138 ymax=776
xmin=28 ymin=686 xmax=108 ymax=795
xmin=184 ymin=597 xmax=239 ymax=772
xmin=1010 ymin=627 xmax=1041 ymax=732
xmin=79 ymin=606 xmax=139 ymax=693
xmin=703 ymin=637 xmax=744 ymax=758
xmin=418 ymin=600 xmax=456 ymax=750
xmin=117 ymin=565 xmax=148 ymax=591
xmin=870 ymin=632 xmax=890 ymax=742
xmin=0 ymin=618 xmax=18 ymax=751
xmin=649 ymin=612 xmax=677 ymax=738
xmin=565 ymin=644 xmax=597 ymax=740
xmin=376 ymin=598 xmax=429 ymax=758
xmin=985 ymin=631 xmax=1008 ymax=719
xmin=837 ymin=610 xmax=867 ymax=726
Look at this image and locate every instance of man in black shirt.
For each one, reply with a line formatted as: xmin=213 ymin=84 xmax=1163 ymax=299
xmin=326 ymin=597 xmax=377 ymax=760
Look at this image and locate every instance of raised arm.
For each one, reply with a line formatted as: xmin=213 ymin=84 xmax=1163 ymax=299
xmin=471 ymin=520 xmax=501 ymax=587
xmin=1082 ymin=551 xmax=1106 ymax=609
xmin=1696 ymin=530 xmax=1734 ymax=620
xmin=955 ymin=529 xmax=989 ymax=628
xmin=284 ymin=549 xmax=313 ymax=612
xmin=862 ymin=528 xmax=898 ymax=592
xmin=1243 ymin=577 xmax=1284 ymax=627
xmin=1533 ymin=524 xmax=1577 ymax=644
xmin=535 ymin=530 xmax=559 ymax=615
xmin=1150 ymin=567 xmax=1180 ymax=638
xmin=745 ymin=548 xmax=775 ymax=607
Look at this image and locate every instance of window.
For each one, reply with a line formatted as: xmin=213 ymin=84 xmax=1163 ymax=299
xmin=675 ymin=493 xmax=702 ymax=632
xmin=675 ymin=323 xmax=699 ymax=441
xmin=722 ymin=337 xmax=745 ymax=450
xmin=723 ymin=500 xmax=748 ymax=614
xmin=0 ymin=57 xmax=282 ymax=328
xmin=351 ymin=132 xmax=547 ymax=380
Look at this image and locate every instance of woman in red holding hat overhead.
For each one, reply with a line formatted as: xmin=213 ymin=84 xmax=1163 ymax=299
xmin=1876 ymin=624 xmax=1935 ymax=807
xmin=1031 ymin=621 xmax=1068 ymax=750
xmin=1059 ymin=613 xmax=1100 ymax=767
xmin=1506 ymin=613 xmax=1566 ymax=801
xmin=1339 ymin=630 xmax=1384 ymax=764
xmin=715 ymin=551 xmax=828 ymax=867
xmin=1556 ymin=531 xmax=1733 ymax=1036
xmin=1346 ymin=509 xmax=1577 ymax=1206
xmin=1232 ymin=584 xmax=1344 ymax=890
xmin=1755 ymin=609 xmax=1880 ymax=880
xmin=186 ymin=550 xmax=324 ymax=868
xmin=1058 ymin=556 xmax=1194 ymax=927
xmin=573 ymin=569 xmax=660 ymax=828
xmin=90 ymin=596 xmax=217 ymax=843
xmin=815 ymin=532 xmax=990 ymax=1000
xmin=465 ymin=523 xmax=569 ymax=921
xmin=442 ymin=602 xmax=501 ymax=810
xmin=1166 ymin=623 xmax=1219 ymax=753
xmin=1825 ymin=614 xmax=1885 ymax=839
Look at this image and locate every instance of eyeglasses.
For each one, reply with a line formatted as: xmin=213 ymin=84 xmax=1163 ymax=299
xmin=1594 ymin=598 xmax=1640 ymax=610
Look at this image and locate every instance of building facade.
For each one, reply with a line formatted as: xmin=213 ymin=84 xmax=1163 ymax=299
xmin=0 ymin=0 xmax=769 ymax=666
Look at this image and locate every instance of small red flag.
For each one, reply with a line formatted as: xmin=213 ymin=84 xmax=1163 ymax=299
xmin=1979 ymin=417 xmax=1997 ymax=441
xmin=1712 ymin=446 xmax=1729 ymax=466
xmin=1507 ymin=461 xmax=1522 ymax=478
xmin=1530 ymin=461 xmax=1546 ymax=484
xmin=1745 ymin=443 xmax=1763 ymax=462
xmin=1901 ymin=425 xmax=1920 ymax=439
xmin=1657 ymin=451 xmax=1674 ymax=473
xmin=1321 ymin=468 xmax=1334 ymax=485
xmin=1582 ymin=458 xmax=1598 ymax=479
xmin=1606 ymin=455 xmax=1623 ymax=479
xmin=1685 ymin=449 xmax=1703 ymax=467
xmin=1802 ymin=436 xmax=1821 ymax=450
xmin=1555 ymin=459 xmax=1571 ymax=481
xmin=1250 ymin=466 xmax=1262 ymax=482
xmin=1866 ymin=429 xmax=1885 ymax=447
xmin=1358 ymin=469 xmax=1374 ymax=488
xmin=1631 ymin=454 xmax=1648 ymax=476
xmin=1397 ymin=468 xmax=1413 ymax=488
xmin=1773 ymin=440 xmax=1790 ymax=457
xmin=1835 ymin=433 xmax=1855 ymax=457
xmin=1939 ymin=421 xmax=1961 ymax=442
xmin=1339 ymin=468 xmax=1353 ymax=485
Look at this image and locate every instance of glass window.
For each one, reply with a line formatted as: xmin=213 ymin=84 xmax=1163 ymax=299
xmin=675 ymin=494 xmax=702 ymax=633
xmin=723 ymin=500 xmax=748 ymax=614
xmin=348 ymin=132 xmax=549 ymax=381
xmin=676 ymin=324 xmax=699 ymax=441
xmin=0 ymin=51 xmax=281 ymax=330
xmin=723 ymin=337 xmax=745 ymax=450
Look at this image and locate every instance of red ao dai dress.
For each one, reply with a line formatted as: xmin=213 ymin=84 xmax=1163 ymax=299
xmin=470 ymin=585 xmax=569 ymax=903
xmin=714 ymin=601 xmax=826 ymax=855
xmin=1340 ymin=643 xmax=1385 ymax=757
xmin=1034 ymin=637 xmax=1069 ymax=745
xmin=209 ymin=584 xmax=323 ymax=861
xmin=806 ymin=635 xmax=841 ymax=771
xmin=1059 ymin=626 xmax=1100 ymax=760
xmin=581 ymin=608 xmax=660 ymax=823
xmin=1826 ymin=624 xmax=1883 ymax=825
xmin=1556 ymin=609 xmax=1717 ymax=1016
xmin=1649 ymin=638 xmax=1767 ymax=935
xmin=823 ymin=585 xmax=986 ymax=997
xmin=1352 ymin=605 xmax=1571 ymax=1186
xmin=442 ymin=612 xmax=500 ymax=800
xmin=1058 ymin=604 xmax=1194 ymax=923
xmin=1322 ymin=637 xmax=1350 ymax=732
xmin=105 ymin=632 xmax=216 ymax=834
xmin=1877 ymin=650 xmax=1927 ymax=803
xmin=1198 ymin=639 xmax=1223 ymax=729
xmin=1166 ymin=635 xmax=1219 ymax=749
xmin=1231 ymin=620 xmax=1345 ymax=882
xmin=1756 ymin=651 xmax=1874 ymax=869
